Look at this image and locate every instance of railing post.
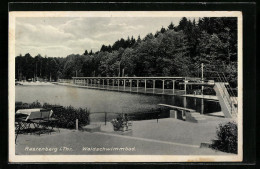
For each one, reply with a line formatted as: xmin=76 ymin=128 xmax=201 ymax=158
xmin=157 ymin=109 xmax=160 ymax=123
xmin=105 ymin=112 xmax=107 ymax=125
xmin=184 ymin=78 xmax=187 ymax=95
xmin=118 ymin=79 xmax=120 ymax=91
xmin=201 ymin=98 xmax=204 ymax=114
xmin=153 ymin=80 xmax=155 ymax=94
xmin=162 ymin=80 xmax=165 ymax=94
xmin=124 ymin=79 xmax=126 ymax=91
xmin=181 ymin=110 xmax=184 ymax=119
xmin=112 ymin=79 xmax=115 ymax=89
xmin=144 ymin=79 xmax=147 ymax=93
xmin=183 ymin=97 xmax=186 ymax=109
xmin=172 ymin=80 xmax=175 ymax=95
xmin=130 ymin=80 xmax=132 ymax=92
xmin=136 ymin=80 xmax=139 ymax=92
xmin=76 ymin=119 xmax=78 ymax=130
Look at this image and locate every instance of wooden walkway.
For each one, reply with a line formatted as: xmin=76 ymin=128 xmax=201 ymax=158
xmin=55 ymin=82 xmax=186 ymax=96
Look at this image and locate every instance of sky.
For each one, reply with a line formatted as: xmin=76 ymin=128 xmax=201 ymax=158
xmin=15 ymin=17 xmax=197 ymax=58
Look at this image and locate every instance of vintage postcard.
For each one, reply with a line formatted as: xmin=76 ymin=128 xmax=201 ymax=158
xmin=9 ymin=11 xmax=243 ymax=162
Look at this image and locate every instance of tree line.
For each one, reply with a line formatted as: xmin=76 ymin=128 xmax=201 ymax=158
xmin=15 ymin=17 xmax=238 ymax=87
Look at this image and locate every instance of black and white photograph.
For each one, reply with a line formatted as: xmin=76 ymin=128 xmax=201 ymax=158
xmin=9 ymin=11 xmax=243 ymax=162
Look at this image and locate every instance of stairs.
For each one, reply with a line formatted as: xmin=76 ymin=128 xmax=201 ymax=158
xmin=185 ymin=112 xmax=206 ymax=123
xmin=214 ymin=82 xmax=237 ymax=118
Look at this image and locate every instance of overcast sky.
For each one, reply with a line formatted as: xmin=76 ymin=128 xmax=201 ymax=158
xmin=15 ymin=17 xmax=196 ymax=58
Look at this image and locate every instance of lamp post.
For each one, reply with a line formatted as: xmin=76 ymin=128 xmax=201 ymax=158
xmin=201 ymin=63 xmax=204 ymax=96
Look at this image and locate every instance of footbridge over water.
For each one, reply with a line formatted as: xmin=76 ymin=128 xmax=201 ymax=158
xmin=69 ymin=76 xmax=203 ymax=95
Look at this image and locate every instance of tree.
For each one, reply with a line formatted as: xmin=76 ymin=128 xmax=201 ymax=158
xmin=160 ymin=27 xmax=166 ymax=34
xmin=23 ymin=53 xmax=34 ymax=80
xmin=196 ymin=31 xmax=226 ymax=71
xmin=15 ymin=17 xmax=237 ymax=86
xmin=48 ymin=58 xmax=59 ymax=81
xmin=121 ymin=48 xmax=136 ymax=76
xmin=157 ymin=30 xmax=191 ymax=76
xmin=89 ymin=50 xmax=93 ymax=55
xmin=100 ymin=45 xmax=107 ymax=52
xmin=82 ymin=57 xmax=95 ymax=77
xmin=83 ymin=50 xmax=88 ymax=55
xmin=134 ymin=34 xmax=159 ymax=76
xmin=137 ymin=35 xmax=141 ymax=43
xmin=143 ymin=33 xmax=154 ymax=41
xmin=99 ymin=51 xmax=119 ymax=76
xmin=15 ymin=54 xmax=23 ymax=80
xmin=130 ymin=36 xmax=136 ymax=47
xmin=168 ymin=22 xmax=175 ymax=30
xmin=177 ymin=17 xmax=188 ymax=31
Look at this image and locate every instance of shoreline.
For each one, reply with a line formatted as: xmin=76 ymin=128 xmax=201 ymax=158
xmin=16 ymin=81 xmax=55 ymax=86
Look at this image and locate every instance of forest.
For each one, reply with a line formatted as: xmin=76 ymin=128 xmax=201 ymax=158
xmin=15 ymin=17 xmax=238 ymax=87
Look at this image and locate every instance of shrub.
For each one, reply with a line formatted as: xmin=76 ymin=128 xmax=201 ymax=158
xmin=211 ymin=121 xmax=238 ymax=154
xmin=43 ymin=105 xmax=90 ymax=129
xmin=111 ymin=114 xmax=128 ymax=131
xmin=28 ymin=100 xmax=42 ymax=108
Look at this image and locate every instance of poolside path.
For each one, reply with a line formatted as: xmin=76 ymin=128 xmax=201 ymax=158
xmin=15 ymin=116 xmax=233 ymax=155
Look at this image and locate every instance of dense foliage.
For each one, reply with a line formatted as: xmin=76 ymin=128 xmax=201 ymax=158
xmin=15 ymin=17 xmax=238 ymax=87
xmin=211 ymin=121 xmax=238 ymax=154
xmin=16 ymin=101 xmax=90 ymax=129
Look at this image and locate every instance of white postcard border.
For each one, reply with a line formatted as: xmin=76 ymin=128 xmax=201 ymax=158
xmin=9 ymin=11 xmax=243 ymax=163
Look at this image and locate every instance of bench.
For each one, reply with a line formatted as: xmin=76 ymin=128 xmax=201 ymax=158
xmin=15 ymin=109 xmax=59 ymax=143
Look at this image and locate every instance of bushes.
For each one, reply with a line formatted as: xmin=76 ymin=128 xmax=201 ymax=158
xmin=211 ymin=121 xmax=237 ymax=154
xmin=16 ymin=101 xmax=90 ymax=129
xmin=28 ymin=101 xmax=42 ymax=108
xmin=49 ymin=106 xmax=90 ymax=129
xmin=111 ymin=114 xmax=129 ymax=131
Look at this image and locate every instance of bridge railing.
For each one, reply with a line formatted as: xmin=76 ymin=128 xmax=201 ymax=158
xmin=89 ymin=107 xmax=170 ymax=125
xmin=58 ymin=79 xmax=74 ymax=84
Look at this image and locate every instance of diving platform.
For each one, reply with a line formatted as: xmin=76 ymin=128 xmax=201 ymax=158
xmin=158 ymin=104 xmax=196 ymax=112
xmin=182 ymin=94 xmax=219 ymax=101
xmin=158 ymin=104 xmax=206 ymax=123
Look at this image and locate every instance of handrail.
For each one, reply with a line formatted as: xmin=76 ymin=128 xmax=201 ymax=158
xmin=217 ymin=73 xmax=238 ymax=114
xmin=89 ymin=111 xmax=162 ymax=123
xmin=220 ymin=73 xmax=238 ymax=102
xmin=215 ymin=74 xmax=235 ymax=113
xmin=204 ymin=71 xmax=237 ymax=115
